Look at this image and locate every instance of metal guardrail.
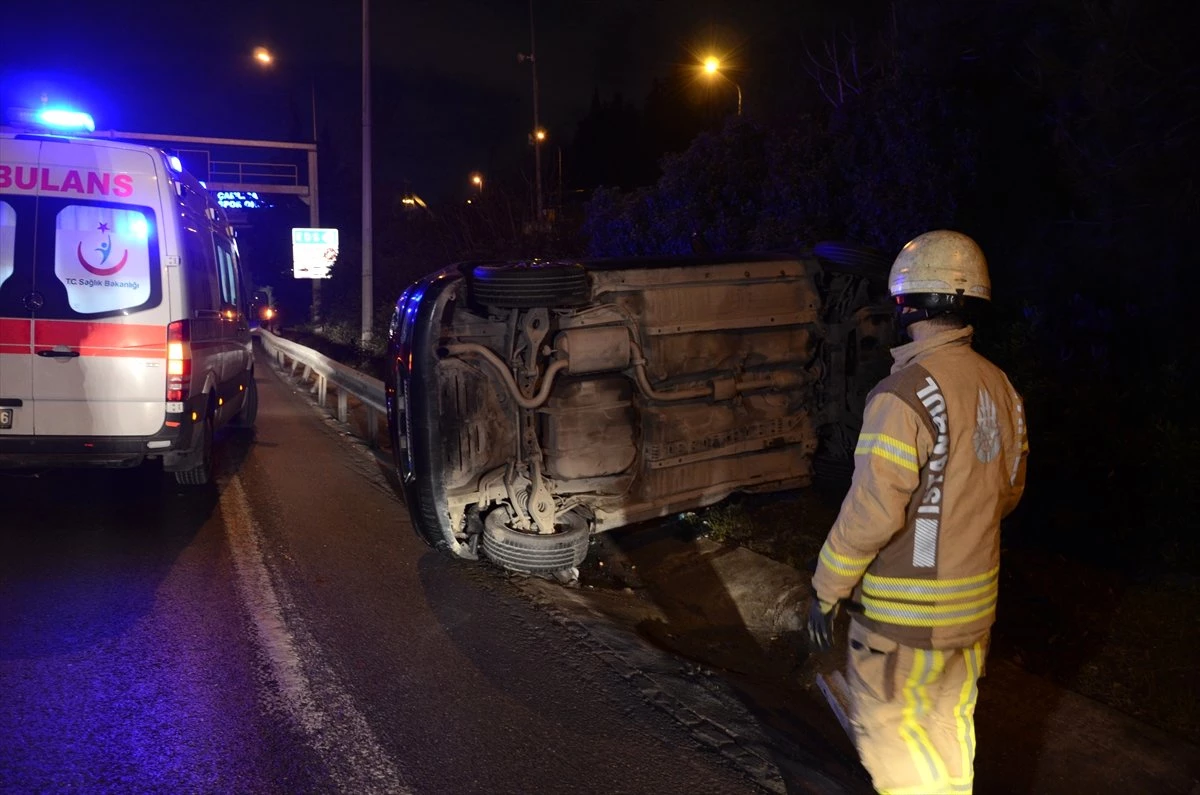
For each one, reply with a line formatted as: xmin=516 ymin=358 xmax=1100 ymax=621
xmin=256 ymin=328 xmax=388 ymax=447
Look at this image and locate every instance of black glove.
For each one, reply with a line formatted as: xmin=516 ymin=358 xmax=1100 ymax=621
xmin=805 ymin=598 xmax=839 ymax=652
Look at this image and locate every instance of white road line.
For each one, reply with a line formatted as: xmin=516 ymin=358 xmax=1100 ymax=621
xmin=221 ymin=475 xmax=411 ymax=795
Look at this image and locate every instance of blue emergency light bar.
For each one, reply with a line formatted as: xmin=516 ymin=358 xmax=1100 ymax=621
xmin=4 ymin=107 xmax=96 ymax=133
xmin=36 ymin=108 xmax=95 ymax=132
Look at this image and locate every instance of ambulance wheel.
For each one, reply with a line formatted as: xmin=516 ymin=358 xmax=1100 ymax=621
xmin=231 ymin=376 xmax=258 ymax=428
xmin=175 ymin=414 xmax=214 ymax=486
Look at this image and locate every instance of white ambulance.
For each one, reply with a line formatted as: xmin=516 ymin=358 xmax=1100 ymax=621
xmin=0 ymin=117 xmax=256 ymax=485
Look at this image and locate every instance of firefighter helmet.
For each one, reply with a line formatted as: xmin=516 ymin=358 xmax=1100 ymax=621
xmin=889 ymin=231 xmax=991 ymax=324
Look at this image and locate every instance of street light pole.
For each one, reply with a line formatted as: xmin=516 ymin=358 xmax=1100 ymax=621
xmin=253 ymin=46 xmax=322 ymax=323
xmin=361 ymin=0 xmax=374 ymax=344
xmin=702 ymin=56 xmax=743 ymax=116
xmin=527 ymin=0 xmax=543 ymax=221
xmin=310 ymin=80 xmax=318 ymax=143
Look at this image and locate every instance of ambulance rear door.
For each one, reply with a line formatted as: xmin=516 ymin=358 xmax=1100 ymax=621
xmin=27 ymin=139 xmax=170 ymax=438
xmin=0 ymin=136 xmax=37 ymax=435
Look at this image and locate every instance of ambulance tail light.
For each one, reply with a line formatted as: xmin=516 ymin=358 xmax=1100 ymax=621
xmin=166 ymin=321 xmax=191 ymax=402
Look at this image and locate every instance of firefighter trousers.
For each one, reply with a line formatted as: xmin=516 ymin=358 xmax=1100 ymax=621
xmin=846 ymin=619 xmax=988 ymax=794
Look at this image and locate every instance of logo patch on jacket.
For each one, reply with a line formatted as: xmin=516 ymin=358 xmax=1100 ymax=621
xmin=973 ymin=388 xmax=1001 ymax=463
xmin=914 ymin=376 xmax=949 ymax=568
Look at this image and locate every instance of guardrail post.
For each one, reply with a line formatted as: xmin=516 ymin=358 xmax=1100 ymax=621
xmin=256 ymin=330 xmax=389 ymax=455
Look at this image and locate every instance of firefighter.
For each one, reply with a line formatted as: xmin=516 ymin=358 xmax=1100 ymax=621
xmin=807 ymin=230 xmax=1029 ymax=794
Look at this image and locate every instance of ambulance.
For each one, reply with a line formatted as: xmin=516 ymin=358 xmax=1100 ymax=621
xmin=0 ymin=111 xmax=256 ymax=485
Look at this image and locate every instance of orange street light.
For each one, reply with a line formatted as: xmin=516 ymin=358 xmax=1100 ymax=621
xmin=470 ymin=172 xmax=484 ymax=194
xmin=700 ymin=55 xmax=742 ymax=116
xmin=534 ymin=128 xmax=547 ymax=142
xmin=251 ymin=46 xmax=317 ymax=141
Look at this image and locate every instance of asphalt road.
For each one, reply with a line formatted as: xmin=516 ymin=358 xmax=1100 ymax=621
xmin=0 ymin=350 xmax=859 ymax=795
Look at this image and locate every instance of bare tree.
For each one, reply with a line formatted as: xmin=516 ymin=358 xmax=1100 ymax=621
xmin=803 ymin=27 xmax=872 ymax=107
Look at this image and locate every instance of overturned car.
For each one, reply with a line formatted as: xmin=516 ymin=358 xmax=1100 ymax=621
xmin=385 ymin=245 xmax=894 ymax=577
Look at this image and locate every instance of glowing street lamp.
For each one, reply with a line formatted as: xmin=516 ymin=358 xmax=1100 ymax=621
xmin=701 ymin=55 xmax=742 ymax=116
xmin=470 ymin=172 xmax=484 ymax=194
xmin=251 ymin=46 xmax=317 ymax=142
xmin=252 ymin=45 xmax=322 ymax=324
xmin=534 ymin=128 xmax=547 ymax=143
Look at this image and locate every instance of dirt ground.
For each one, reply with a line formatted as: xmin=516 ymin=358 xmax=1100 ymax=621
xmin=633 ymin=483 xmax=1200 ymax=747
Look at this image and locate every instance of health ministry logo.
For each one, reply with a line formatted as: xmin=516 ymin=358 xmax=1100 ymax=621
xmin=76 ymin=222 xmax=129 ymax=276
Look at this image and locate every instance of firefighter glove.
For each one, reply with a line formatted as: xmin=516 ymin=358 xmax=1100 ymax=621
xmin=806 ymin=598 xmax=839 ymax=652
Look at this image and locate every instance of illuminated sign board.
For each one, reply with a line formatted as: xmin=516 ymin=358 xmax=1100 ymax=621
xmin=291 ymin=227 xmax=338 ymax=279
xmin=216 ymin=191 xmax=272 ymax=210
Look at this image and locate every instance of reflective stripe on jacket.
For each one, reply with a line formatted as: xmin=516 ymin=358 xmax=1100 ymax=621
xmin=812 ymin=326 xmax=1028 ymax=649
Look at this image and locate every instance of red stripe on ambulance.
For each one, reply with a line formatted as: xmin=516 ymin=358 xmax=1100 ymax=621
xmin=30 ymin=320 xmax=166 ymax=357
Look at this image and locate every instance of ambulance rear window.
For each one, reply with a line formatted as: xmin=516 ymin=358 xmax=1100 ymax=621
xmin=0 ymin=201 xmax=14 ymax=290
xmin=52 ymin=203 xmax=157 ymax=315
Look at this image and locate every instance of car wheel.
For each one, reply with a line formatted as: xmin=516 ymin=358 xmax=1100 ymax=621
xmin=470 ymin=262 xmax=591 ymax=308
xmin=481 ymin=507 xmax=591 ymax=574
xmin=230 ymin=375 xmax=258 ymax=429
xmin=174 ymin=413 xmax=214 ymax=486
xmin=813 ymin=241 xmax=892 ymax=278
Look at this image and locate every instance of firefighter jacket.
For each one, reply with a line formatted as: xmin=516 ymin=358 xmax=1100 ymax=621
xmin=812 ymin=325 xmax=1028 ymax=649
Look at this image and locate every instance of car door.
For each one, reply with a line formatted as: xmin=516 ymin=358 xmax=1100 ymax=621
xmin=212 ymin=231 xmax=250 ymax=389
xmin=0 ymin=191 xmax=34 ymax=435
xmin=29 ymin=141 xmax=169 ymax=438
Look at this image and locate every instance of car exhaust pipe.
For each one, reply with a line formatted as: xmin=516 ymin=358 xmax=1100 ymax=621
xmin=441 ymin=343 xmax=568 ymax=409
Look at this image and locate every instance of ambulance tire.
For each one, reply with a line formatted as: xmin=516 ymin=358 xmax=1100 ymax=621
xmin=231 ymin=375 xmax=258 ymax=429
xmin=175 ymin=414 xmax=214 ymax=486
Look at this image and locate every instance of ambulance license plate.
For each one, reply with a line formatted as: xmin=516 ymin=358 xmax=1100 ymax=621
xmin=0 ymin=408 xmax=11 ymax=429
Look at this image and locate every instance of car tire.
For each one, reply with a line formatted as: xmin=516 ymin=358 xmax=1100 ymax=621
xmin=230 ymin=375 xmax=258 ymax=429
xmin=481 ymin=507 xmax=591 ymax=574
xmin=470 ymin=262 xmax=591 ymax=308
xmin=174 ymin=413 xmax=214 ymax=486
xmin=813 ymin=241 xmax=892 ymax=278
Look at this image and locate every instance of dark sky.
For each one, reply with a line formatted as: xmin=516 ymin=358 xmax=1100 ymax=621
xmin=1 ymin=0 xmax=782 ymax=202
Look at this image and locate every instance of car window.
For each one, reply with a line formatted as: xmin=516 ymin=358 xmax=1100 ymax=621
xmin=0 ymin=200 xmax=13 ymax=289
xmin=213 ymin=235 xmax=237 ymax=306
xmin=52 ymin=203 xmax=156 ymax=315
xmin=181 ymin=224 xmax=220 ymax=313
